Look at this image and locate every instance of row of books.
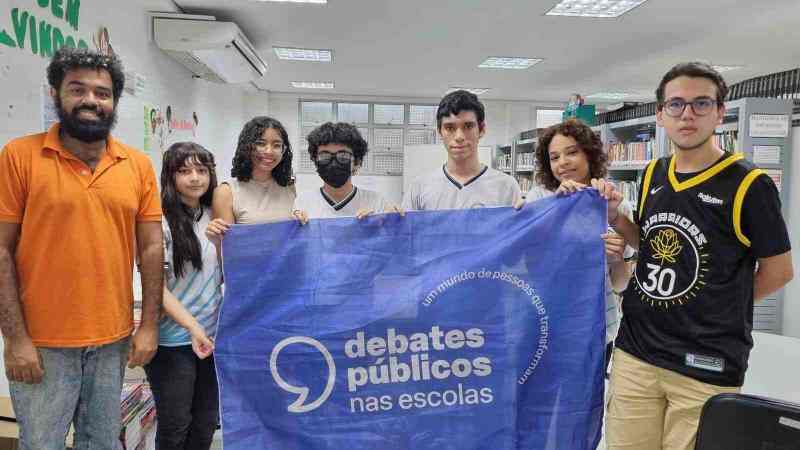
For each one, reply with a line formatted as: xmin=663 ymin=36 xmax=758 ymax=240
xmin=611 ymin=180 xmax=639 ymax=207
xmin=607 ymin=140 xmax=666 ymax=163
xmin=516 ymin=152 xmax=535 ymax=168
xmin=713 ymin=130 xmax=738 ymax=153
xmin=496 ymin=154 xmax=512 ymax=171
xmin=515 ymin=175 xmax=533 ymax=193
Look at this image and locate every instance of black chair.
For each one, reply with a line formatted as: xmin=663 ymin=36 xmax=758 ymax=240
xmin=694 ymin=393 xmax=800 ymax=450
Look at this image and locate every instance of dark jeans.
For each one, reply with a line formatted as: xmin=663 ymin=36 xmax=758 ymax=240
xmin=144 ymin=345 xmax=219 ymax=450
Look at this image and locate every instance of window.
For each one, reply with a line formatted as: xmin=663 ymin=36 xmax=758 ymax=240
xmin=298 ymin=101 xmax=438 ymax=175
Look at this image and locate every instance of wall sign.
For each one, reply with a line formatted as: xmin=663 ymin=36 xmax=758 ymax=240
xmin=1 ymin=0 xmax=88 ymax=57
xmin=749 ymin=114 xmax=790 ymax=138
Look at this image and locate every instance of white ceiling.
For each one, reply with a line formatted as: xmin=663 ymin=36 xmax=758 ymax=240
xmin=164 ymin=0 xmax=800 ymax=103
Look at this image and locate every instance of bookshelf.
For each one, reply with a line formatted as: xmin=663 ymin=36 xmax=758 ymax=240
xmin=513 ymin=138 xmax=536 ymax=194
xmin=494 ymin=145 xmax=512 ymax=174
xmin=596 ymin=97 xmax=794 ymax=334
xmin=494 ymin=131 xmax=542 ymax=195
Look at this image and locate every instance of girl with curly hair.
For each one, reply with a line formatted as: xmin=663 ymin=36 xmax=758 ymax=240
xmin=205 ymin=116 xmax=297 ymax=243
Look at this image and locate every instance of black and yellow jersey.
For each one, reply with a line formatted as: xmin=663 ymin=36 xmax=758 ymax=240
xmin=615 ymin=152 xmax=790 ymax=387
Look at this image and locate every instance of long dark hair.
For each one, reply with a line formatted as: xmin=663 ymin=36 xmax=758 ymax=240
xmin=231 ymin=116 xmax=294 ymax=186
xmin=161 ymin=142 xmax=218 ymax=278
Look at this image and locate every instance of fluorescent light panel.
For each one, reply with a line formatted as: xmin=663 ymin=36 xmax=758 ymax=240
xmin=586 ymin=92 xmax=640 ymax=100
xmin=447 ymin=87 xmax=490 ymax=96
xmin=273 ymin=47 xmax=332 ymax=62
xmin=545 ymin=0 xmax=649 ymax=18
xmin=478 ymin=57 xmax=543 ymax=70
xmin=712 ymin=65 xmax=745 ymax=73
xmin=291 ymin=81 xmax=334 ymax=89
xmin=255 ymin=0 xmax=326 ymax=3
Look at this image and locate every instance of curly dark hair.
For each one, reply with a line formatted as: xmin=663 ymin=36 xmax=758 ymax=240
xmin=656 ymin=61 xmax=728 ymax=106
xmin=47 ymin=47 xmax=125 ymax=105
xmin=306 ymin=122 xmax=369 ymax=167
xmin=534 ymin=118 xmax=607 ymax=191
xmin=231 ymin=116 xmax=294 ymax=186
xmin=436 ymin=90 xmax=485 ymax=131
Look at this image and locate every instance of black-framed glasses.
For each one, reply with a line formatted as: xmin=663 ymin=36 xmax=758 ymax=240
xmin=253 ymin=141 xmax=286 ymax=155
xmin=661 ymin=97 xmax=718 ymax=117
xmin=316 ymin=151 xmax=353 ymax=166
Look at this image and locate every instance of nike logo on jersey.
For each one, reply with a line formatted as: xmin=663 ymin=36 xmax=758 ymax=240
xmin=698 ymin=192 xmax=724 ymax=205
xmin=650 ymin=185 xmax=664 ymax=195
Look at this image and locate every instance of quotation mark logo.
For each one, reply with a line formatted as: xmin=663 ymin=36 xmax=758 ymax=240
xmin=269 ymin=336 xmax=336 ymax=413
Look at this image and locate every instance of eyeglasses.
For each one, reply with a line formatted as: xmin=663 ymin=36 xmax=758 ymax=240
xmin=315 ymin=151 xmax=353 ymax=166
xmin=661 ymin=97 xmax=718 ymax=117
xmin=253 ymin=141 xmax=286 ymax=154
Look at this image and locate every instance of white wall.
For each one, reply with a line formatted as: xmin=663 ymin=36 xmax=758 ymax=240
xmin=0 ymin=0 xmax=260 ymax=396
xmin=782 ymin=126 xmax=800 ymax=338
xmin=0 ymin=0 xmax=253 ymax=179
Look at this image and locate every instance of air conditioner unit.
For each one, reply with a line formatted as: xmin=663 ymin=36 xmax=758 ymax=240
xmin=152 ymin=13 xmax=267 ymax=84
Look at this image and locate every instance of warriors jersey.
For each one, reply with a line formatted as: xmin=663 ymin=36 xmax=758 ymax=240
xmin=615 ymin=152 xmax=790 ymax=386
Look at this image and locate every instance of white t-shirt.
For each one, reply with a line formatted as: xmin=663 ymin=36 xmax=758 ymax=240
xmin=527 ymin=184 xmax=635 ymax=344
xmin=295 ymin=186 xmax=390 ymax=219
xmin=403 ymin=165 xmax=521 ymax=211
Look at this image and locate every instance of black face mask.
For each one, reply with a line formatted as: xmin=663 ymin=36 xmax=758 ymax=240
xmin=316 ymin=158 xmax=351 ymax=188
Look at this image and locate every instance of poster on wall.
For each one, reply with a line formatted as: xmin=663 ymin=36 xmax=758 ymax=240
xmin=41 ymin=82 xmax=58 ymax=131
xmin=144 ymin=104 xmax=165 ymax=156
xmin=145 ymin=104 xmax=200 ymax=155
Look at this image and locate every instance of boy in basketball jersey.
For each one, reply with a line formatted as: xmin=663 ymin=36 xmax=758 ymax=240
xmin=594 ymin=62 xmax=793 ymax=450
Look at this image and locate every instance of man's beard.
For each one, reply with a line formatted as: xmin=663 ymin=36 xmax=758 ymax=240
xmin=56 ymin=97 xmax=118 ymax=143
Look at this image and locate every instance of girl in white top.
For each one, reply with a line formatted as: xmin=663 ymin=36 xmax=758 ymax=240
xmin=525 ymin=119 xmax=634 ymax=372
xmin=206 ymin=117 xmax=297 ymax=243
xmin=293 ymin=122 xmax=400 ymax=220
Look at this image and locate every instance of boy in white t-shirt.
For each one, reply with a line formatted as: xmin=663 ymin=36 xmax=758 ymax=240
xmin=294 ymin=122 xmax=399 ymax=220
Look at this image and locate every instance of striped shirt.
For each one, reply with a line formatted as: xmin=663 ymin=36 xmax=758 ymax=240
xmin=160 ymin=207 xmax=223 ymax=346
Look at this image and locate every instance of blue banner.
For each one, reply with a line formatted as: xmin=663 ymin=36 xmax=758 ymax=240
xmin=217 ymin=190 xmax=607 ymax=450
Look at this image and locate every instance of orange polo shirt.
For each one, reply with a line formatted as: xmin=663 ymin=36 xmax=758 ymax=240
xmin=0 ymin=124 xmax=162 ymax=347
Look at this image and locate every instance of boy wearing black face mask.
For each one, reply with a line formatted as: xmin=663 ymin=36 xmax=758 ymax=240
xmin=294 ymin=122 xmax=397 ymax=219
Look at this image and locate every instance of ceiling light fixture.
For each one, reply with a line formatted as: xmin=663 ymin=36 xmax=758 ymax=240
xmin=545 ymin=0 xmax=649 ymax=18
xmin=446 ymin=87 xmax=491 ymax=96
xmin=274 ymin=47 xmax=333 ymax=62
xmin=478 ymin=57 xmax=543 ymax=70
xmin=255 ymin=0 xmax=326 ymax=4
xmin=712 ymin=65 xmax=745 ymax=73
xmin=586 ymin=92 xmax=641 ymax=100
xmin=291 ymin=81 xmax=335 ymax=89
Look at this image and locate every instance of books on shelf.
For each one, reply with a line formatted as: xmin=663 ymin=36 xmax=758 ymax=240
xmin=713 ymin=130 xmax=738 ymax=153
xmin=607 ymin=139 xmax=667 ymax=164
xmin=515 ymin=175 xmax=533 ymax=193
xmin=611 ymin=180 xmax=639 ymax=208
xmin=496 ymin=154 xmax=512 ymax=171
xmin=516 ymin=152 xmax=534 ymax=168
